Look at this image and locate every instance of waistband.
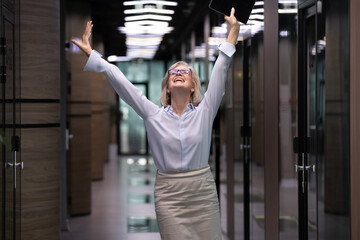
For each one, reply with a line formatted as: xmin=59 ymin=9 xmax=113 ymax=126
xmin=156 ymin=166 xmax=211 ymax=181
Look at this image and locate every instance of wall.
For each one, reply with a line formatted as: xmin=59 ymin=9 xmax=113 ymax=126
xmin=350 ymin=0 xmax=360 ymax=238
xmin=20 ymin=0 xmax=61 ymax=239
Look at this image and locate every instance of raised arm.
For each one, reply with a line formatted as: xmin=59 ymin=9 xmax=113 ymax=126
xmin=72 ymin=21 xmax=159 ymax=118
xmin=201 ymin=8 xmax=240 ymax=116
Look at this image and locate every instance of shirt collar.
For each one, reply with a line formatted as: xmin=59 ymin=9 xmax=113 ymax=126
xmin=165 ymin=103 xmax=195 ymax=115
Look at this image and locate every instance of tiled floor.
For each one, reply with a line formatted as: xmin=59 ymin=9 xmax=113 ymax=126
xmin=61 ymin=155 xmax=160 ymax=240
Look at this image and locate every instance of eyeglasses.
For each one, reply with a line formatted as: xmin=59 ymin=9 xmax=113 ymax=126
xmin=168 ymin=68 xmax=191 ymax=75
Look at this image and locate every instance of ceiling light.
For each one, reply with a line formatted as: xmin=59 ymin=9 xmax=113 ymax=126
xmin=124 ymin=20 xmax=169 ymax=27
xmin=126 ymin=37 xmax=163 ymax=46
xmin=248 ymin=14 xmax=264 ymax=20
xmin=125 ymin=14 xmax=172 ymax=21
xmin=278 ymin=0 xmax=297 ymax=3
xmin=123 ymin=0 xmax=178 ymax=6
xmin=278 ymin=9 xmax=297 ymax=14
xmin=246 ymin=20 xmax=264 ymax=26
xmin=280 ymin=30 xmax=289 ymax=37
xmin=251 ymin=8 xmax=264 ymax=14
xmin=124 ymin=8 xmax=175 ymax=15
xmin=118 ymin=26 xmax=174 ymax=35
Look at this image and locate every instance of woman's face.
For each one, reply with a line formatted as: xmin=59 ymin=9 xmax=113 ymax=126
xmin=167 ymin=65 xmax=194 ymax=95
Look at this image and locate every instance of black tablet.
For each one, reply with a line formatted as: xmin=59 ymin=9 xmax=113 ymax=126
xmin=209 ymin=0 xmax=256 ymax=24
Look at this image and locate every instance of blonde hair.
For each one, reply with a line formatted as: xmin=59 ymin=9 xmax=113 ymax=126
xmin=160 ymin=61 xmax=202 ymax=107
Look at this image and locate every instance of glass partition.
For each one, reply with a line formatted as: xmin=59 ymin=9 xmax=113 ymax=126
xmin=278 ymin=0 xmax=351 ymax=239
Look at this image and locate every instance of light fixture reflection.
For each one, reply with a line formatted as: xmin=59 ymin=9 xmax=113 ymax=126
xmin=138 ymin=158 xmax=147 ymax=166
xmin=127 ymin=158 xmax=135 ymax=165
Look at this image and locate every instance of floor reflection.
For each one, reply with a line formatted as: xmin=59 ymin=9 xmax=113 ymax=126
xmin=127 ymin=217 xmax=159 ymax=233
xmin=126 ymin=157 xmax=157 ymax=173
xmin=128 ymin=194 xmax=155 ymax=204
xmin=128 ymin=177 xmax=155 ymax=187
xmin=253 ymin=215 xmax=317 ymax=232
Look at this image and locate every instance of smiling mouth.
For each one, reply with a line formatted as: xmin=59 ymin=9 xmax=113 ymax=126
xmin=174 ymin=78 xmax=184 ymax=82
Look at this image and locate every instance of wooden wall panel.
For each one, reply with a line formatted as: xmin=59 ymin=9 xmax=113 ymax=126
xmin=19 ymin=0 xmax=61 ymax=239
xmin=21 ymin=128 xmax=60 ymax=239
xmin=20 ymin=1 xmax=60 ymax=99
xmin=91 ymin=110 xmax=105 ymax=180
xmin=21 ymin=103 xmax=60 ymax=124
xmin=91 ymin=42 xmax=106 ymax=180
xmin=264 ymin=0 xmax=279 ymax=239
xmin=350 ymin=0 xmax=360 ymax=238
xmin=68 ymin=117 xmax=91 ymax=214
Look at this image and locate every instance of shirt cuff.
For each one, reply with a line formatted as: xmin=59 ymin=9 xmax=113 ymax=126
xmin=218 ymin=42 xmax=236 ymax=57
xmin=83 ymin=50 xmax=103 ymax=72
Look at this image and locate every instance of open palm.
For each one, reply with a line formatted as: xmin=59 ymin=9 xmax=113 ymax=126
xmin=72 ymin=21 xmax=93 ymax=56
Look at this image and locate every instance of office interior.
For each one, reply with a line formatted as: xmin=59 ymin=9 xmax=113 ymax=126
xmin=1 ymin=0 xmax=360 ymax=239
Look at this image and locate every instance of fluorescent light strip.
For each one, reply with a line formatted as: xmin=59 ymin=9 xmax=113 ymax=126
xmin=249 ymin=14 xmax=264 ymax=20
xmin=251 ymin=8 xmax=264 ymax=14
xmin=124 ymin=0 xmax=177 ymax=6
xmin=278 ymin=0 xmax=297 ymax=4
xmin=127 ymin=45 xmax=159 ymax=49
xmin=127 ymin=36 xmax=163 ymax=42
xmin=278 ymin=9 xmax=297 ymax=14
xmin=211 ymin=26 xmax=227 ymax=35
xmin=254 ymin=1 xmax=264 ymax=6
xmin=124 ymin=20 xmax=169 ymax=27
xmin=125 ymin=14 xmax=172 ymax=21
xmin=126 ymin=39 xmax=163 ymax=46
xmin=127 ymin=49 xmax=156 ymax=59
xmin=124 ymin=8 xmax=175 ymax=15
xmin=208 ymin=37 xmax=227 ymax=46
xmin=246 ymin=20 xmax=264 ymax=26
xmin=118 ymin=26 xmax=174 ymax=34
xmin=107 ymin=55 xmax=132 ymax=62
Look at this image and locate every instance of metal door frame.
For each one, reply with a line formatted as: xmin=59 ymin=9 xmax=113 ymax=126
xmin=297 ymin=1 xmax=319 ymax=239
xmin=1 ymin=3 xmax=19 ymax=239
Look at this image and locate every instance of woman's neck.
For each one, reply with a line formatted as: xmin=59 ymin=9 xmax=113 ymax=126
xmin=170 ymin=93 xmax=191 ymax=117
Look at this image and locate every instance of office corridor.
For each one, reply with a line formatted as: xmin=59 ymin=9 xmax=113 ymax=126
xmin=61 ymin=153 xmax=160 ymax=240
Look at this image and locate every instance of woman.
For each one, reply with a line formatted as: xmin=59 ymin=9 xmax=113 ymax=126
xmin=73 ymin=8 xmax=240 ymax=240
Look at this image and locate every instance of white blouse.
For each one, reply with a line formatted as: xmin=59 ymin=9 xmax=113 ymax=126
xmin=84 ymin=42 xmax=235 ymax=172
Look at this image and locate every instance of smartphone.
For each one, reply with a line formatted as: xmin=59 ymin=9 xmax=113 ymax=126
xmin=209 ymin=0 xmax=256 ymax=24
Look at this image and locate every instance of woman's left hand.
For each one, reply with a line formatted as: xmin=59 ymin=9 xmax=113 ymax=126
xmin=224 ymin=8 xmax=240 ymax=30
xmin=224 ymin=8 xmax=240 ymax=45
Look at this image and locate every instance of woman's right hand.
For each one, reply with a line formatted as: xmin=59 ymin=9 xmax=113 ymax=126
xmin=72 ymin=21 xmax=93 ymax=57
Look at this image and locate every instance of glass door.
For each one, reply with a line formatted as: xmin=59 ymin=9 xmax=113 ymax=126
xmin=280 ymin=0 xmax=351 ymax=239
xmin=1 ymin=5 xmax=20 ymax=240
xmin=297 ymin=3 xmax=317 ymax=239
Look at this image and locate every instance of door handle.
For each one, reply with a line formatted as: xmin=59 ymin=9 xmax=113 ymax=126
xmin=65 ymin=129 xmax=74 ymax=150
xmin=5 ymin=136 xmax=23 ymax=189
xmin=295 ymin=164 xmax=315 ymax=173
xmin=295 ymin=153 xmax=315 ymax=193
xmin=5 ymin=151 xmax=23 ymax=189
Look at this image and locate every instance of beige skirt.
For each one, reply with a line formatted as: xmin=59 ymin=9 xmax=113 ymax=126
xmin=154 ymin=166 xmax=221 ymax=240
